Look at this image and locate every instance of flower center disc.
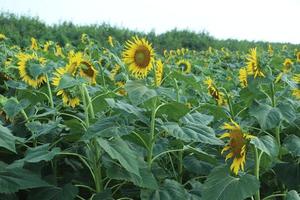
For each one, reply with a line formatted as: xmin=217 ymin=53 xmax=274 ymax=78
xmin=134 ymin=46 xmax=151 ymax=68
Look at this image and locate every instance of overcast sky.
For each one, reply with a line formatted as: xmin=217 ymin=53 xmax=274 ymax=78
xmin=1 ymin=0 xmax=300 ymax=44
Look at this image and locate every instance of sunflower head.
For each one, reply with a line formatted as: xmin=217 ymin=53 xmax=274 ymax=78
xmin=17 ymin=53 xmax=46 ymax=88
xmin=79 ymin=60 xmax=98 ymax=85
xmin=246 ymin=48 xmax=265 ymax=78
xmin=0 ymin=34 xmax=6 ymax=41
xmin=296 ymin=52 xmax=300 ymax=63
xmin=30 ymin=37 xmax=39 ymax=50
xmin=204 ymin=77 xmax=226 ymax=106
xmin=292 ymin=74 xmax=300 ymax=99
xmin=268 ymin=44 xmax=273 ymax=56
xmin=55 ymin=45 xmax=65 ymax=58
xmin=163 ymin=50 xmax=169 ymax=57
xmin=239 ymin=68 xmax=248 ymax=88
xmin=115 ymin=81 xmax=127 ymax=96
xmin=283 ymin=58 xmax=293 ymax=73
xmin=66 ymin=52 xmax=83 ymax=75
xmin=155 ymin=60 xmax=164 ymax=87
xmin=43 ymin=41 xmax=54 ymax=52
xmin=52 ymin=67 xmax=80 ymax=108
xmin=220 ymin=120 xmax=254 ymax=175
xmin=122 ymin=36 xmax=155 ymax=79
xmin=177 ymin=59 xmax=191 ymax=74
xmin=108 ymin=36 xmax=114 ymax=47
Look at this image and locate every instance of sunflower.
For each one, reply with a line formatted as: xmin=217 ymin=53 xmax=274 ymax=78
xmin=155 ymin=60 xmax=164 ymax=87
xmin=268 ymin=44 xmax=273 ymax=56
xmin=79 ymin=60 xmax=98 ymax=85
xmin=30 ymin=37 xmax=38 ymax=50
xmin=296 ymin=52 xmax=300 ymax=63
xmin=115 ymin=81 xmax=127 ymax=96
xmin=55 ymin=45 xmax=65 ymax=58
xmin=246 ymin=48 xmax=265 ymax=78
xmin=52 ymin=67 xmax=80 ymax=108
xmin=163 ymin=50 xmax=169 ymax=57
xmin=239 ymin=68 xmax=248 ymax=88
xmin=17 ymin=53 xmax=46 ymax=88
xmin=110 ymin=64 xmax=121 ymax=81
xmin=292 ymin=74 xmax=300 ymax=99
xmin=283 ymin=58 xmax=293 ymax=73
xmin=65 ymin=52 xmax=83 ymax=75
xmin=204 ymin=77 xmax=226 ymax=106
xmin=177 ymin=59 xmax=191 ymax=74
xmin=108 ymin=36 xmax=114 ymax=47
xmin=43 ymin=41 xmax=53 ymax=52
xmin=220 ymin=120 xmax=254 ymax=175
xmin=0 ymin=34 xmax=6 ymax=41
xmin=122 ymin=36 xmax=155 ymax=78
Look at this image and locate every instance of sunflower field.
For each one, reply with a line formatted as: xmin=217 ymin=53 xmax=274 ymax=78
xmin=0 ymin=32 xmax=300 ymax=200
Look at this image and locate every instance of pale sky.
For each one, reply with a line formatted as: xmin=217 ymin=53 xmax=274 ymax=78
xmin=1 ymin=0 xmax=300 ymax=44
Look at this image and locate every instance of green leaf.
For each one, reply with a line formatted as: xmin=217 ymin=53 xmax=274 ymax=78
xmin=283 ymin=135 xmax=300 ymax=157
xmin=5 ymin=80 xmax=27 ymax=90
xmin=28 ymin=184 xmax=78 ymax=200
xmin=183 ymin=155 xmax=213 ymax=175
xmin=26 ymin=120 xmax=61 ymax=138
xmin=286 ymin=190 xmax=300 ymax=200
xmin=125 ymin=80 xmax=157 ymax=105
xmin=0 ymin=163 xmax=50 ymax=194
xmin=181 ymin=112 xmax=214 ymax=126
xmin=97 ymin=137 xmax=140 ymax=177
xmin=82 ymin=116 xmax=134 ymax=140
xmin=0 ymin=124 xmax=17 ymax=153
xmin=56 ymin=74 xmax=80 ymax=90
xmin=156 ymin=102 xmax=190 ymax=121
xmin=274 ymin=162 xmax=300 ymax=190
xmin=250 ymin=135 xmax=279 ymax=157
xmin=3 ymin=98 xmax=29 ymax=119
xmin=162 ymin=122 xmax=223 ymax=145
xmin=277 ymin=102 xmax=296 ymax=123
xmin=202 ymin=165 xmax=260 ymax=200
xmin=141 ymin=179 xmax=188 ymax=200
xmin=249 ymin=102 xmax=281 ymax=130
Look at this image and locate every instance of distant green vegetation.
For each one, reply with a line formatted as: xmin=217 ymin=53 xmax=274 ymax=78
xmin=0 ymin=12 xmax=299 ymax=52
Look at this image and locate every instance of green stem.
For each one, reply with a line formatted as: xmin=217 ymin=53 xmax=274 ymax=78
xmin=270 ymin=83 xmax=276 ymax=107
xmin=99 ymin=61 xmax=106 ymax=89
xmin=80 ymin=85 xmax=89 ymax=127
xmin=178 ymin=149 xmax=183 ymax=183
xmin=83 ymin=85 xmax=95 ymax=119
xmin=262 ymin=193 xmax=286 ymax=200
xmin=45 ymin=74 xmax=54 ymax=109
xmin=147 ymin=97 xmax=158 ymax=169
xmin=253 ymin=146 xmax=261 ymax=200
xmin=91 ymin=140 xmax=103 ymax=192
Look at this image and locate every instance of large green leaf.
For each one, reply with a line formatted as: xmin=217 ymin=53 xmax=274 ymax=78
xmin=97 ymin=137 xmax=140 ymax=177
xmin=140 ymin=179 xmax=188 ymax=200
xmin=0 ymin=124 xmax=17 ymax=153
xmin=156 ymin=102 xmax=190 ymax=121
xmin=0 ymin=163 xmax=50 ymax=194
xmin=162 ymin=122 xmax=223 ymax=145
xmin=3 ymin=98 xmax=30 ymax=119
xmin=26 ymin=120 xmax=61 ymax=138
xmin=274 ymin=162 xmax=300 ymax=190
xmin=250 ymin=135 xmax=279 ymax=157
xmin=28 ymin=184 xmax=78 ymax=200
xmin=249 ymin=102 xmax=281 ymax=130
xmin=283 ymin=135 xmax=300 ymax=157
xmin=181 ymin=112 xmax=214 ymax=126
xmin=125 ymin=80 xmax=158 ymax=105
xmin=202 ymin=165 xmax=259 ymax=200
xmin=286 ymin=190 xmax=300 ymax=200
xmin=277 ymin=102 xmax=297 ymax=123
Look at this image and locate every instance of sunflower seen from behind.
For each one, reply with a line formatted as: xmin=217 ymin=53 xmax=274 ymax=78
xmin=220 ymin=120 xmax=254 ymax=175
xmin=122 ymin=36 xmax=155 ymax=79
xmin=17 ymin=53 xmax=46 ymax=88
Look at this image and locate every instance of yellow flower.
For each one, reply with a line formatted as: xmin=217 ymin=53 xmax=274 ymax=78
xmin=296 ymin=52 xmax=300 ymax=63
xmin=17 ymin=53 xmax=46 ymax=88
xmin=163 ymin=50 xmax=169 ymax=57
xmin=268 ymin=44 xmax=273 ymax=56
xmin=55 ymin=45 xmax=65 ymax=57
xmin=176 ymin=49 xmax=181 ymax=55
xmin=239 ymin=68 xmax=248 ymax=88
xmin=79 ymin=60 xmax=98 ymax=85
xmin=155 ymin=60 xmax=164 ymax=87
xmin=204 ymin=77 xmax=226 ymax=106
xmin=65 ymin=52 xmax=83 ymax=75
xmin=246 ymin=48 xmax=265 ymax=78
xmin=108 ymin=36 xmax=114 ymax=47
xmin=43 ymin=41 xmax=53 ymax=52
xmin=220 ymin=120 xmax=254 ymax=175
xmin=0 ymin=34 xmax=6 ymax=40
xmin=208 ymin=46 xmax=213 ymax=54
xmin=81 ymin=33 xmax=89 ymax=44
xmin=177 ymin=59 xmax=191 ymax=74
xmin=292 ymin=74 xmax=300 ymax=99
xmin=283 ymin=58 xmax=293 ymax=73
xmin=52 ymin=67 xmax=80 ymax=108
xmin=122 ymin=36 xmax=155 ymax=79
xmin=110 ymin=64 xmax=121 ymax=81
xmin=115 ymin=81 xmax=127 ymax=96
xmin=30 ymin=37 xmax=39 ymax=50
xmin=282 ymin=45 xmax=288 ymax=51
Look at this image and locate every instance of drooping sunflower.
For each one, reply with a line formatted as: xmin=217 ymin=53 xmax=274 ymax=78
xmin=110 ymin=64 xmax=121 ymax=81
xmin=275 ymin=58 xmax=294 ymax=83
xmin=79 ymin=60 xmax=98 ymax=85
xmin=292 ymin=74 xmax=300 ymax=99
xmin=17 ymin=53 xmax=46 ymax=88
xmin=122 ymin=36 xmax=155 ymax=79
xmin=220 ymin=120 xmax=255 ymax=175
xmin=239 ymin=68 xmax=248 ymax=88
xmin=108 ymin=36 xmax=114 ymax=47
xmin=115 ymin=81 xmax=127 ymax=96
xmin=155 ymin=60 xmax=164 ymax=87
xmin=268 ymin=44 xmax=273 ymax=56
xmin=52 ymin=67 xmax=80 ymax=108
xmin=30 ymin=37 xmax=38 ymax=50
xmin=43 ymin=41 xmax=53 ymax=52
xmin=55 ymin=45 xmax=65 ymax=58
xmin=177 ymin=59 xmax=191 ymax=74
xmin=246 ymin=48 xmax=265 ymax=78
xmin=204 ymin=77 xmax=226 ymax=106
xmin=296 ymin=52 xmax=300 ymax=63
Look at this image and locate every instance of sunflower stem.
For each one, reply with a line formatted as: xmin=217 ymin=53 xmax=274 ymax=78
xmin=83 ymin=85 xmax=95 ymax=119
xmin=80 ymin=85 xmax=89 ymax=127
xmin=147 ymin=97 xmax=158 ymax=169
xmin=253 ymin=146 xmax=261 ymax=200
xmin=99 ymin=60 xmax=106 ymax=89
xmin=45 ymin=74 xmax=54 ymax=109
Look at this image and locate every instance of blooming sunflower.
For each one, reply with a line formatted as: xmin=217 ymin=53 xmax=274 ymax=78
xmin=275 ymin=58 xmax=293 ymax=83
xmin=246 ymin=48 xmax=265 ymax=78
xmin=52 ymin=67 xmax=80 ymax=108
xmin=163 ymin=50 xmax=169 ymax=57
xmin=155 ymin=60 xmax=164 ymax=87
xmin=0 ymin=34 xmax=6 ymax=41
xmin=65 ymin=52 xmax=83 ymax=75
xmin=108 ymin=36 xmax=114 ymax=47
xmin=292 ymin=74 xmax=300 ymax=99
xmin=30 ymin=37 xmax=38 ymax=50
xmin=204 ymin=77 xmax=226 ymax=106
xmin=43 ymin=41 xmax=53 ymax=52
xmin=239 ymin=68 xmax=248 ymax=88
xmin=122 ymin=36 xmax=155 ymax=78
xmin=177 ymin=59 xmax=191 ymax=74
xmin=220 ymin=120 xmax=255 ymax=175
xmin=79 ymin=60 xmax=98 ymax=85
xmin=17 ymin=53 xmax=46 ymax=88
